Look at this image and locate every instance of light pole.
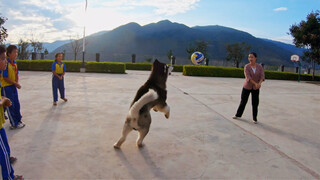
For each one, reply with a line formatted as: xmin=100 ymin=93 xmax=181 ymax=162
xmin=80 ymin=0 xmax=87 ymax=72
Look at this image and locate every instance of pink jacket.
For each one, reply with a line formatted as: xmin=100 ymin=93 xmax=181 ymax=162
xmin=243 ymin=63 xmax=265 ymax=90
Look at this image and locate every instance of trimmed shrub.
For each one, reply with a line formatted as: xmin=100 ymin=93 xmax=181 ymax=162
xmin=17 ymin=60 xmax=125 ymax=73
xmin=183 ymin=65 xmax=244 ymax=78
xmin=64 ymin=61 xmax=83 ymax=72
xmin=17 ymin=60 xmax=53 ymax=71
xmin=85 ymin=61 xmax=125 ymax=73
xmin=172 ymin=65 xmax=183 ymax=72
xmin=125 ymin=63 xmax=152 ymax=71
xmin=183 ymin=65 xmax=320 ymax=81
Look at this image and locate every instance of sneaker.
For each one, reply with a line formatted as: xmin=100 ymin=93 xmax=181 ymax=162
xmin=252 ymin=119 xmax=258 ymax=124
xmin=10 ymin=125 xmax=16 ymax=130
xmin=16 ymin=122 xmax=25 ymax=129
xmin=53 ymin=102 xmax=57 ymax=106
xmin=62 ymin=98 xmax=68 ymax=102
xmin=232 ymin=116 xmax=240 ymax=119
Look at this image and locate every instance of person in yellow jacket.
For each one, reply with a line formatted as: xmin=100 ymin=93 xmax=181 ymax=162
xmin=0 ymin=45 xmax=24 ymax=180
xmin=0 ymin=45 xmax=24 ymax=129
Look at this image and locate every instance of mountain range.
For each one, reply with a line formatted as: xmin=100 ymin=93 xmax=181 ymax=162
xmin=47 ymin=20 xmax=304 ymax=66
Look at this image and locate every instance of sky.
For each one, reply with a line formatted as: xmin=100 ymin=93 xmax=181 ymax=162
xmin=1 ymin=0 xmax=319 ymax=44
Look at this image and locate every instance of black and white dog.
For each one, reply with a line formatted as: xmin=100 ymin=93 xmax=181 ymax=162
xmin=114 ymin=59 xmax=173 ymax=148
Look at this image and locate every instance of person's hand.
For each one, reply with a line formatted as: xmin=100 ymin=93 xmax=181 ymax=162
xmin=59 ymin=76 xmax=63 ymax=80
xmin=15 ymin=83 xmax=21 ymax=89
xmin=2 ymin=97 xmax=12 ymax=107
xmin=255 ymin=83 xmax=261 ymax=89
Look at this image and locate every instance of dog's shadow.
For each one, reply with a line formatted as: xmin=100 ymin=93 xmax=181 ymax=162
xmin=138 ymin=146 xmax=168 ymax=179
xmin=114 ymin=149 xmax=143 ymax=179
xmin=114 ymin=146 xmax=168 ymax=179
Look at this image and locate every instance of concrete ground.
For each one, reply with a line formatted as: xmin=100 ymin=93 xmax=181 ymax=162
xmin=4 ymin=70 xmax=320 ymax=179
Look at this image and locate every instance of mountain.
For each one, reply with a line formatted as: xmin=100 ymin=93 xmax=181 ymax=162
xmin=50 ymin=20 xmax=305 ymax=66
xmin=43 ymin=40 xmax=70 ymax=52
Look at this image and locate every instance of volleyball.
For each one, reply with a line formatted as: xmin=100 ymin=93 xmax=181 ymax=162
xmin=191 ymin=51 xmax=205 ymax=65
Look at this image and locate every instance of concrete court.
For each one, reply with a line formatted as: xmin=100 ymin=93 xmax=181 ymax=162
xmin=3 ymin=70 xmax=320 ymax=179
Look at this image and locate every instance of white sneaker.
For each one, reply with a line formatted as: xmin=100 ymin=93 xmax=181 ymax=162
xmin=16 ymin=122 xmax=25 ymax=129
xmin=232 ymin=116 xmax=240 ymax=119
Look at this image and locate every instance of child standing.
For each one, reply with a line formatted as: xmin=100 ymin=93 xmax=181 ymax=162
xmin=52 ymin=53 xmax=67 ymax=105
xmin=0 ymin=45 xmax=24 ymax=129
xmin=0 ymin=45 xmax=23 ymax=180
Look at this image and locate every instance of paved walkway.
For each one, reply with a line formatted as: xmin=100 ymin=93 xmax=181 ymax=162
xmin=4 ymin=70 xmax=320 ymax=179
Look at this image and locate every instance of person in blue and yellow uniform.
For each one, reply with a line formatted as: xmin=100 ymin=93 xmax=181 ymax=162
xmin=52 ymin=53 xmax=68 ymax=106
xmin=0 ymin=45 xmax=24 ymax=129
xmin=0 ymin=45 xmax=24 ymax=180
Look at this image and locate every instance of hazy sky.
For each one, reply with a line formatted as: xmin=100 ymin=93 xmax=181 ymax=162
xmin=1 ymin=0 xmax=319 ymax=44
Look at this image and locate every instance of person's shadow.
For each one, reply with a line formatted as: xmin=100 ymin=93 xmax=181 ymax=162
xmin=235 ymin=118 xmax=320 ymax=149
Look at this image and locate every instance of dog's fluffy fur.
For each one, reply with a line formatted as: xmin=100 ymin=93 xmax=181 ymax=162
xmin=114 ymin=59 xmax=170 ymax=148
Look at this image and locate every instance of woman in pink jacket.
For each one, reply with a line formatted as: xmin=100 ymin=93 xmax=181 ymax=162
xmin=233 ymin=52 xmax=265 ymax=124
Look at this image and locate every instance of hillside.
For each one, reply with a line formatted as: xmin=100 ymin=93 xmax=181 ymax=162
xmin=50 ymin=20 xmax=304 ymax=66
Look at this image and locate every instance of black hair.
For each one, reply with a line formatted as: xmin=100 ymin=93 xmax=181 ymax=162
xmin=55 ymin=52 xmax=63 ymax=62
xmin=0 ymin=45 xmax=6 ymax=55
xmin=249 ymin=52 xmax=257 ymax=58
xmin=6 ymin=45 xmax=17 ymax=56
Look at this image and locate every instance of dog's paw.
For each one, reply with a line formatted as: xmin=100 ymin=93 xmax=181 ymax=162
xmin=165 ymin=112 xmax=170 ymax=119
xmin=137 ymin=143 xmax=144 ymax=148
xmin=113 ymin=143 xmax=121 ymax=149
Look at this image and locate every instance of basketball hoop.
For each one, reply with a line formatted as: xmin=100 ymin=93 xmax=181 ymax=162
xmin=291 ymin=54 xmax=299 ymax=62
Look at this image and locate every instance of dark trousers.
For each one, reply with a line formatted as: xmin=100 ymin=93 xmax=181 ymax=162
xmin=236 ymin=88 xmax=260 ymax=120
xmin=0 ymin=128 xmax=15 ymax=180
xmin=52 ymin=75 xmax=65 ymax=102
xmin=2 ymin=85 xmax=22 ymax=126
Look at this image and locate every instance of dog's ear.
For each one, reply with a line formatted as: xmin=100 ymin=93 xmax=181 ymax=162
xmin=153 ymin=59 xmax=159 ymax=64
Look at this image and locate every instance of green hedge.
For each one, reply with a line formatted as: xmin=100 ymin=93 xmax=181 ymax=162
xmin=17 ymin=60 xmax=53 ymax=71
xmin=183 ymin=65 xmax=244 ymax=77
xmin=17 ymin=60 xmax=125 ymax=73
xmin=86 ymin=61 xmax=125 ymax=73
xmin=125 ymin=63 xmax=152 ymax=71
xmin=172 ymin=65 xmax=183 ymax=72
xmin=183 ymin=65 xmax=320 ymax=81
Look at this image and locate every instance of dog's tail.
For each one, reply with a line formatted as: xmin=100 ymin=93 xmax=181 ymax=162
xmin=128 ymin=89 xmax=158 ymax=120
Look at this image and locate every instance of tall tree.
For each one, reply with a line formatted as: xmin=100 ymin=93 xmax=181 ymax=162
xmin=29 ymin=34 xmax=43 ymax=53
xmin=186 ymin=40 xmax=208 ymax=59
xmin=0 ymin=14 xmax=8 ymax=44
xmin=17 ymin=39 xmax=30 ymax=60
xmin=289 ymin=10 xmax=320 ymax=80
xmin=225 ymin=42 xmax=251 ymax=68
xmin=69 ymin=35 xmax=83 ymax=61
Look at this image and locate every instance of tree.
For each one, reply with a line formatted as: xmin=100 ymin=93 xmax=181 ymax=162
xmin=69 ymin=35 xmax=83 ymax=61
xmin=0 ymin=14 xmax=8 ymax=44
xmin=186 ymin=40 xmax=208 ymax=59
xmin=17 ymin=39 xmax=30 ymax=60
xmin=289 ymin=10 xmax=320 ymax=80
xmin=29 ymin=34 xmax=43 ymax=53
xmin=225 ymin=42 xmax=251 ymax=68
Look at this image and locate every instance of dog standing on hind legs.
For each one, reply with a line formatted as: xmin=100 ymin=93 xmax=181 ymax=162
xmin=114 ymin=59 xmax=173 ymax=149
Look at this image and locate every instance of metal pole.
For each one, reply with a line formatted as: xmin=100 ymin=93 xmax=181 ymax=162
xmin=81 ymin=0 xmax=87 ymax=69
xmin=298 ymin=61 xmax=301 ymax=82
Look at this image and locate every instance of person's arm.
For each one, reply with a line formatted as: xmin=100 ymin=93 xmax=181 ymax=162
xmin=52 ymin=70 xmax=61 ymax=79
xmin=3 ymin=77 xmax=21 ymax=89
